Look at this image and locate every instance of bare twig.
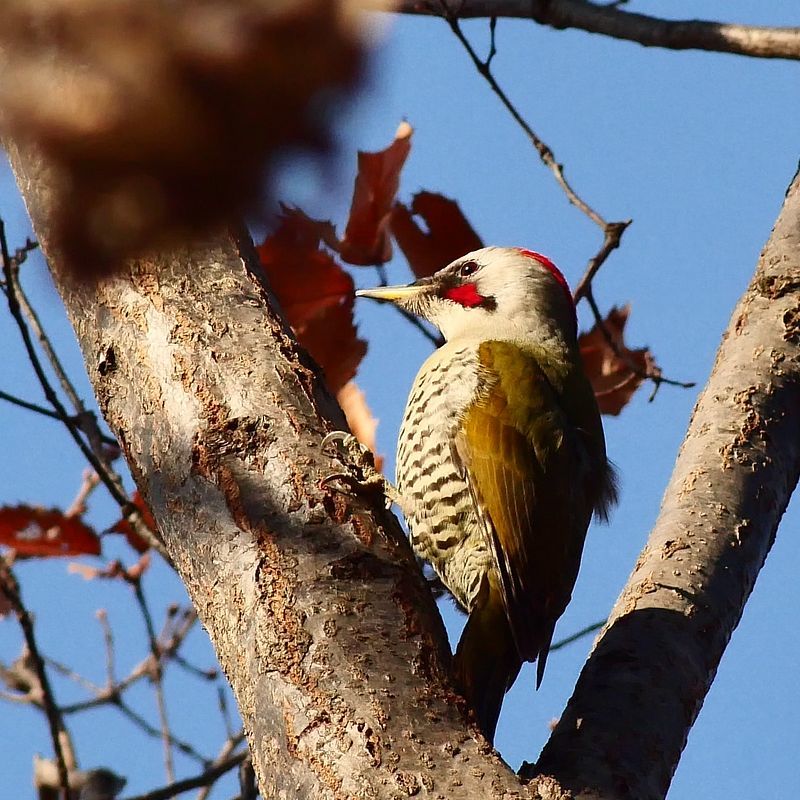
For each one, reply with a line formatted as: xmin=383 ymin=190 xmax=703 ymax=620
xmin=0 ymin=388 xmax=118 ymax=446
xmin=65 ymin=470 xmax=101 ymax=518
xmin=121 ymin=751 xmax=248 ymax=800
xmin=437 ymin=6 xmax=630 ymax=314
xmin=8 ymin=235 xmax=118 ymax=465
xmin=114 ymin=696 xmax=208 ymax=765
xmin=44 ymin=656 xmax=103 ymax=695
xmin=398 ymin=0 xmax=800 ymax=61
xmin=217 ymin=687 xmax=236 ymax=741
xmin=196 ymin=732 xmax=247 ymax=800
xmin=397 ymin=305 xmax=444 ymax=347
xmin=440 ymin=6 xmax=608 ymax=229
xmin=133 ymin=581 xmax=175 ymax=782
xmin=435 ymin=13 xmax=698 ymax=397
xmin=0 ymin=557 xmax=72 ymax=795
xmin=97 ymin=609 xmax=117 ymax=687
xmin=572 ymin=221 xmax=631 ymax=302
xmin=0 ymin=220 xmax=170 ymax=562
xmin=60 ymin=604 xmax=206 ymax=715
xmin=238 ymin=758 xmax=258 ymax=800
xmin=549 ymin=619 xmax=604 ymax=652
xmin=11 ymin=239 xmax=84 ymax=415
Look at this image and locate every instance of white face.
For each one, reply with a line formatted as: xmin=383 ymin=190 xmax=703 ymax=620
xmin=407 ymin=247 xmax=577 ymax=345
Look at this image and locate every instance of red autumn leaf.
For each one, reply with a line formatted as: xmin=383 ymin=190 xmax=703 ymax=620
xmin=337 ymin=121 xmax=413 ymax=266
xmin=0 ymin=505 xmax=100 ymax=557
xmin=579 ymin=305 xmax=659 ymax=416
xmin=303 ymin=301 xmax=367 ymax=395
xmin=337 ymin=380 xmax=383 ymax=472
xmin=391 ymin=191 xmax=483 ymax=278
xmin=259 ymin=209 xmax=366 ymax=394
xmin=258 ymin=208 xmax=352 ymax=325
xmin=110 ymin=491 xmax=157 ymax=553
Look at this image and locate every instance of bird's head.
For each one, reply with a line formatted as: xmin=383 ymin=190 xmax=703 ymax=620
xmin=357 ymin=246 xmax=577 ymax=345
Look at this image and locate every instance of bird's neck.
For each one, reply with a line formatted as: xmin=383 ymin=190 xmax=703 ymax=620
xmin=447 ymin=319 xmax=578 ymax=383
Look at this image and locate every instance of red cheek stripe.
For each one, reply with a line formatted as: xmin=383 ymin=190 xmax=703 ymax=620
xmin=443 ymin=283 xmax=485 ymax=308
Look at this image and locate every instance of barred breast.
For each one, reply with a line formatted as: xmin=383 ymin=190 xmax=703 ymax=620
xmin=396 ymin=342 xmax=492 ymax=611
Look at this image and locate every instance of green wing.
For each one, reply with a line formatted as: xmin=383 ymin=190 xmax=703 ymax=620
xmin=455 ymin=340 xmax=603 ymax=684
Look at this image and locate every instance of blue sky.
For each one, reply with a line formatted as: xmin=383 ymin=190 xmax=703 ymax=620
xmin=2 ymin=3 xmax=799 ymax=797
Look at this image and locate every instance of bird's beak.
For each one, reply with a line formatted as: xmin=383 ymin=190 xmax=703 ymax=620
xmin=356 ymin=278 xmax=433 ymax=305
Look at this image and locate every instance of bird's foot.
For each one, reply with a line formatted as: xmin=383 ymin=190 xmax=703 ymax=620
xmin=321 ymin=431 xmax=405 ymax=511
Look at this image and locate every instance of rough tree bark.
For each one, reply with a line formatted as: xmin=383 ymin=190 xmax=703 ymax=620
xmin=5 ymin=134 xmax=799 ymax=800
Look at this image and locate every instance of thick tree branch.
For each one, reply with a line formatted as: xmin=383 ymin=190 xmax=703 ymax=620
xmin=7 ymin=141 xmax=529 ymax=799
xmin=526 ymin=166 xmax=800 ymax=797
xmin=398 ymin=0 xmax=800 ymax=61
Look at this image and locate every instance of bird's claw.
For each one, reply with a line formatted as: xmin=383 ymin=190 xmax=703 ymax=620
xmin=321 ymin=431 xmax=399 ymax=510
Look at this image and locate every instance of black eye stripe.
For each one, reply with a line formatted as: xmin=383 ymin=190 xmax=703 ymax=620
xmin=458 ymin=260 xmax=479 ymax=277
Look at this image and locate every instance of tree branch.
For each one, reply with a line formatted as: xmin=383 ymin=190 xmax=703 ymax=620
xmin=6 ymin=141 xmax=528 ymax=799
xmin=525 ymin=165 xmax=800 ymax=797
xmin=120 ymin=751 xmax=247 ymax=800
xmin=398 ymin=0 xmax=800 ymax=61
xmin=0 ymin=557 xmax=73 ymax=795
xmin=0 ymin=387 xmax=118 ymax=444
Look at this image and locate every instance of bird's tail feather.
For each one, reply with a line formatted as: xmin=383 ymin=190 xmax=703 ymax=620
xmin=454 ymin=579 xmax=522 ymax=743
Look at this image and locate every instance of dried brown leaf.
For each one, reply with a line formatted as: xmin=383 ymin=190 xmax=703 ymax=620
xmin=391 ymin=191 xmax=483 ymax=278
xmin=337 ymin=121 xmax=413 ymax=265
xmin=109 ymin=491 xmax=157 ymax=553
xmin=579 ymin=304 xmax=658 ymax=415
xmin=0 ymin=505 xmax=100 ymax=557
xmin=258 ymin=209 xmax=366 ymax=393
xmin=337 ymin=380 xmax=383 ymax=471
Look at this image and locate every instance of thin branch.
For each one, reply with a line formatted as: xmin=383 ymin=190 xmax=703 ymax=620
xmin=114 ymin=696 xmax=208 ymax=766
xmin=443 ymin=7 xmax=608 ymax=228
xmin=0 ymin=557 xmax=72 ymax=795
xmin=133 ymin=580 xmax=175 ymax=782
xmin=44 ymin=656 xmax=103 ymax=695
xmin=396 ymin=305 xmax=444 ymax=347
xmin=60 ymin=604 xmax=205 ymax=715
xmin=0 ymin=388 xmax=118 ymax=445
xmin=398 ymin=0 xmax=800 ymax=61
xmin=216 ymin=687 xmax=236 ymax=741
xmin=0 ymin=687 xmax=38 ymax=704
xmin=549 ymin=619 xmax=604 ymax=652
xmin=0 ymin=221 xmax=170 ymax=562
xmin=121 ymin=751 xmax=248 ymax=800
xmin=572 ymin=221 xmax=631 ymax=303
xmin=436 ymin=4 xmax=631 ymax=323
xmin=238 ymin=758 xmax=258 ymax=800
xmin=10 ymin=239 xmax=84 ymax=415
xmin=64 ymin=470 xmax=101 ymax=518
xmin=9 ymin=235 xmax=118 ymax=466
xmin=94 ymin=609 xmax=118 ymax=693
xmin=196 ymin=732 xmax=247 ymax=800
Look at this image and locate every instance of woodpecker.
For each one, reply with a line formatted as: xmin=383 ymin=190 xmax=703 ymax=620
xmin=356 ymin=247 xmax=617 ymax=742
